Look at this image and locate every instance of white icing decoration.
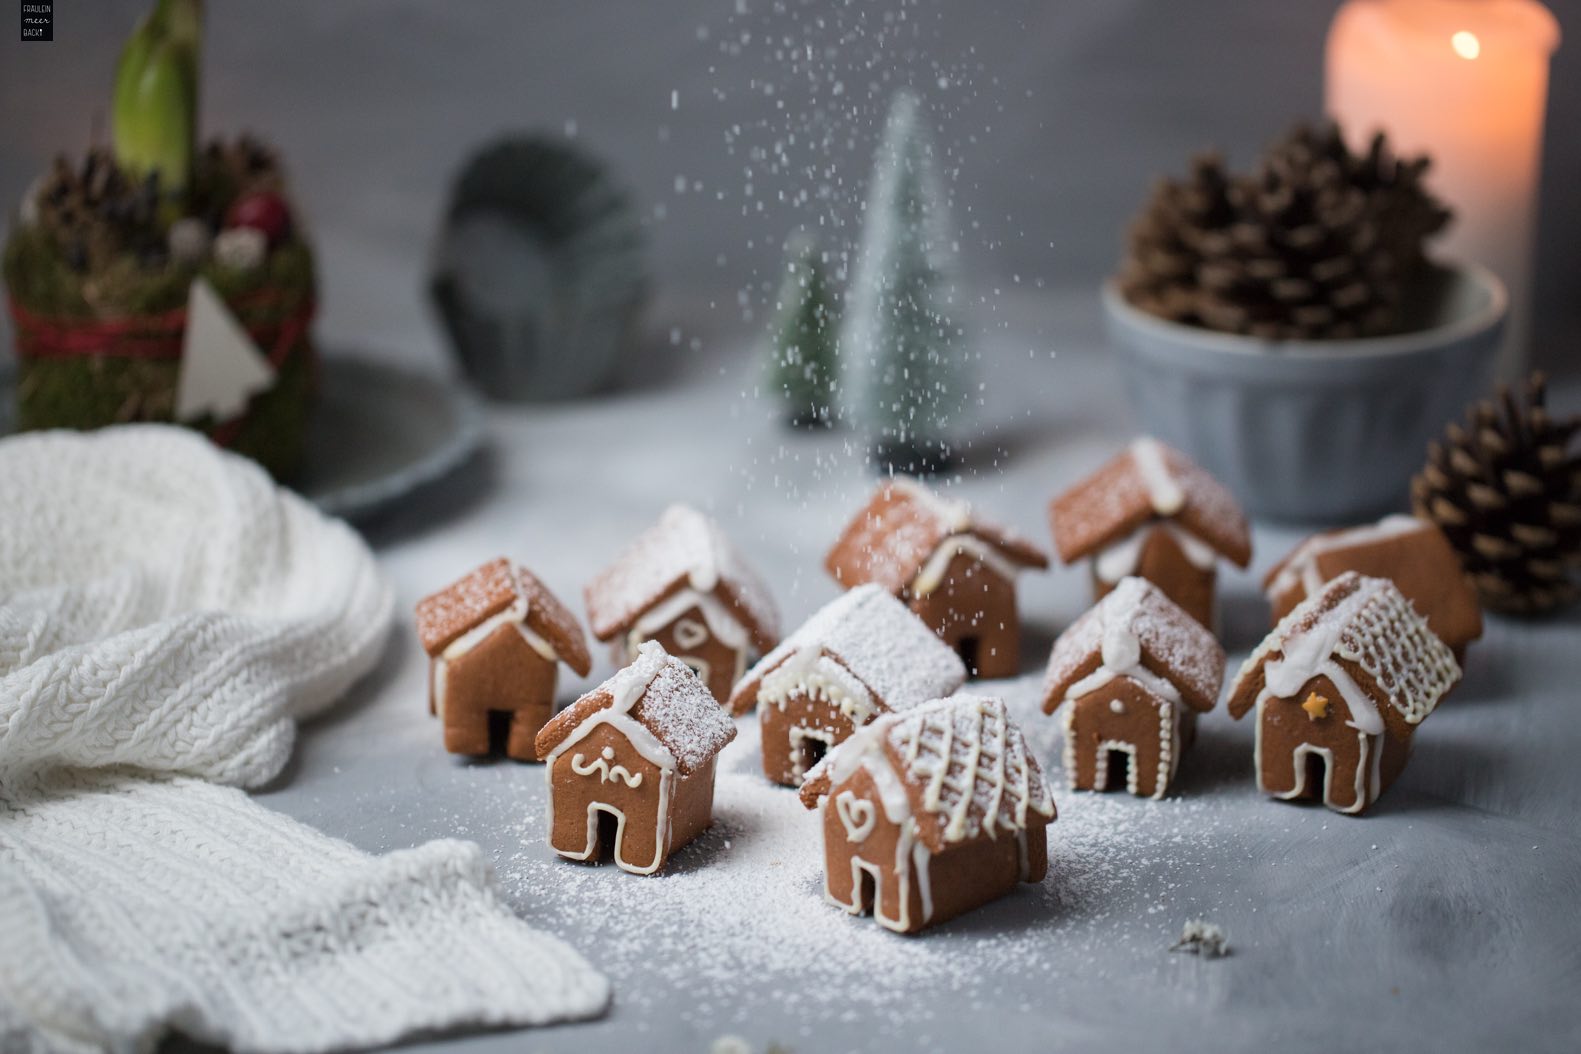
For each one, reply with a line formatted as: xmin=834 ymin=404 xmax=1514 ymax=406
xmin=1253 ymin=697 xmax=1376 ymax=816
xmin=1092 ymin=522 xmax=1219 ymax=585
xmin=544 ymin=642 xmax=679 ymax=876
xmin=629 ymin=587 xmax=749 ymax=651
xmin=672 ymin=617 xmax=710 ymax=651
xmin=834 ymin=791 xmax=877 ymax=842
xmin=1094 ymin=740 xmax=1140 ymax=795
xmin=1266 ymin=514 xmax=1426 ymax=603
xmin=760 ymin=646 xmax=878 ymax=726
xmin=910 ymin=534 xmax=1022 ymax=597
xmin=571 ymin=745 xmax=644 ymax=788
xmin=1109 ymin=698 xmax=1125 ymax=714
xmin=1130 ymin=437 xmax=1185 ymax=516
xmin=786 ymin=725 xmax=836 ymax=783
xmin=1258 ymin=614 xmax=1384 ymax=736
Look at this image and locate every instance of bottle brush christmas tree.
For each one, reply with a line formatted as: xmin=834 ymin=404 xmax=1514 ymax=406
xmin=844 ymin=92 xmax=969 ymax=474
xmin=766 ymin=231 xmax=839 ymax=428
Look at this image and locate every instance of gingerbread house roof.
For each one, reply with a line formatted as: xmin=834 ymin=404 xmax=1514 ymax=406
xmin=727 ymin=584 xmax=967 ymax=716
xmin=415 ymin=558 xmax=592 ymax=676
xmin=584 ymin=505 xmax=780 ymax=652
xmin=535 ymin=641 xmax=736 ymax=774
xmin=800 ymin=695 xmax=1056 ymax=853
xmin=1263 ymin=515 xmax=1483 ymax=650
xmin=1041 ymin=576 xmax=1225 ymax=714
xmin=824 ymin=477 xmax=1048 ymax=596
xmin=1048 ymin=438 xmax=1251 ymax=567
xmin=1227 ymin=572 xmax=1460 ymax=736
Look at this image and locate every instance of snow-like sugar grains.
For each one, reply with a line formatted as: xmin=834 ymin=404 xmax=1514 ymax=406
xmin=748 ymin=584 xmax=965 ymax=710
xmin=883 ymin=695 xmax=1055 ymax=847
xmin=629 ymin=652 xmax=739 ymax=773
xmin=1044 ymin=576 xmax=1225 ymax=710
xmin=414 ymin=557 xmax=517 ymax=654
xmin=585 ymin=504 xmax=779 ymax=645
xmin=495 ymin=690 xmax=1240 ymax=1030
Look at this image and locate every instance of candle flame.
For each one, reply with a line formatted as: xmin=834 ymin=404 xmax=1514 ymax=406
xmin=1451 ymin=30 xmax=1481 ymax=61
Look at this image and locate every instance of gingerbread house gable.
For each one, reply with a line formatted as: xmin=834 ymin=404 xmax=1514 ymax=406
xmin=728 ymin=584 xmax=967 ymax=717
xmin=824 ymin=478 xmax=1048 ymax=597
xmin=801 ymin=695 xmax=1056 ymax=853
xmin=1228 ymin=572 xmax=1460 ymax=739
xmin=1263 ymin=515 xmax=1483 ymax=650
xmin=536 ymin=641 xmax=737 ymax=774
xmin=1049 ymin=438 xmax=1251 ymax=568
xmin=584 ymin=504 xmax=781 ymax=653
xmin=416 ymin=558 xmax=592 ymax=676
xmin=1041 ymin=576 xmax=1225 ymax=715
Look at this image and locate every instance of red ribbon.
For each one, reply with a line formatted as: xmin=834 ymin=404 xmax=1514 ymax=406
xmin=7 ymin=288 xmax=317 ymax=448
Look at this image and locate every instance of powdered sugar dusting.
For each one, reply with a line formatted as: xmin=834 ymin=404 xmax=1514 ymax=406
xmin=739 ymin=584 xmax=965 ymax=713
xmin=879 ymin=695 xmax=1055 ymax=849
xmin=495 ymin=685 xmax=1246 ymax=1031
xmin=1233 ymin=572 xmax=1459 ymax=727
xmin=630 ymin=651 xmax=740 ymax=772
xmin=585 ymin=504 xmax=781 ymax=649
xmin=1044 ymin=577 xmax=1226 ymax=713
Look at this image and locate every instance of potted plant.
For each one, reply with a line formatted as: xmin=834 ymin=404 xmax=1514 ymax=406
xmin=1104 ymin=122 xmax=1506 ymax=522
xmin=3 ymin=0 xmax=317 ymax=477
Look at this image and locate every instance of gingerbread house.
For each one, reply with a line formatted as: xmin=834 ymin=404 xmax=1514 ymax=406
xmin=585 ymin=504 xmax=781 ymax=704
xmin=1227 ymin=572 xmax=1459 ymax=816
xmin=729 ymin=584 xmax=967 ymax=786
xmin=1041 ymin=576 xmax=1226 ymax=800
xmin=1049 ymin=437 xmax=1251 ymax=629
xmin=416 ymin=558 xmax=592 ymax=761
xmin=799 ymin=695 xmax=1056 ymax=934
xmin=1264 ymin=514 xmax=1483 ymax=659
xmin=535 ymin=641 xmax=736 ymax=874
xmin=824 ymin=477 xmax=1049 ymax=678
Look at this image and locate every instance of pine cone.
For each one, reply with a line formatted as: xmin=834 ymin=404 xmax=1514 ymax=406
xmin=1118 ymin=153 xmax=1238 ymax=326
xmin=1118 ymin=122 xmax=1451 ymax=341
xmin=1412 ymin=373 xmax=1581 ymax=615
xmin=1269 ymin=122 xmax=1451 ymax=274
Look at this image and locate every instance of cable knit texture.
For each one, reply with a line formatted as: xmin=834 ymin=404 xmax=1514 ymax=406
xmin=0 ymin=427 xmax=610 ymax=1054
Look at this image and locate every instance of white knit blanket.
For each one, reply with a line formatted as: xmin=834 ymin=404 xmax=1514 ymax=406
xmin=0 ymin=427 xmax=610 ymax=1054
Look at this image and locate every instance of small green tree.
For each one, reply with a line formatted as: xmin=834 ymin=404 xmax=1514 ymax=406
xmin=766 ymin=231 xmax=840 ymax=428
xmin=843 ymin=91 xmax=969 ymax=475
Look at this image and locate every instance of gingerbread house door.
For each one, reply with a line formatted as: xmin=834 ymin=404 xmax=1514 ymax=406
xmin=821 ymin=768 xmax=919 ymax=931
xmin=548 ymin=722 xmax=667 ymax=872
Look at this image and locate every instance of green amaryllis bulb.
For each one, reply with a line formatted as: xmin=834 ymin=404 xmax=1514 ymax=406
xmin=112 ymin=0 xmax=203 ymax=194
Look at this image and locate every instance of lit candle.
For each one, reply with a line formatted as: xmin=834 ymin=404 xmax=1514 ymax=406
xmin=1326 ymin=0 xmax=1559 ymax=374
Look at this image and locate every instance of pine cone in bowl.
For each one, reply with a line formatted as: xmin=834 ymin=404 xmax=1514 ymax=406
xmin=1413 ymin=374 xmax=1581 ymax=614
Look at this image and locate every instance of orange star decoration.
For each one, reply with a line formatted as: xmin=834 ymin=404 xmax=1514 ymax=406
xmin=1301 ymin=692 xmax=1330 ymax=721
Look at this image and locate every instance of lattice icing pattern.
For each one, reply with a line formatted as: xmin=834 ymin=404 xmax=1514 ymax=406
xmin=882 ymin=695 xmax=1055 ymax=848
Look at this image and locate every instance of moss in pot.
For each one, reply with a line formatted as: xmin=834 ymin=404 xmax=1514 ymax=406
xmin=1107 ymin=121 xmax=1505 ymax=523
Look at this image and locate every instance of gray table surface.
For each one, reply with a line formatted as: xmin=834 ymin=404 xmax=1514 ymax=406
xmin=252 ymin=291 xmax=1581 ymax=1054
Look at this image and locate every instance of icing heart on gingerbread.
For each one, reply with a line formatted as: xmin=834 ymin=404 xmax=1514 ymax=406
xmin=834 ymin=790 xmax=876 ymax=842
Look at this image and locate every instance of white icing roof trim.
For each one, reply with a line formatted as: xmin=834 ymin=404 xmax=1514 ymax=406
xmin=1265 ymin=515 xmax=1426 ymax=601
xmin=1130 ymin=437 xmax=1185 ymax=517
xmin=911 ymin=534 xmax=1022 ymax=596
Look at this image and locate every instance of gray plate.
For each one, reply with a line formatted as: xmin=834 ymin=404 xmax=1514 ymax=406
xmin=0 ymin=353 xmax=486 ymax=522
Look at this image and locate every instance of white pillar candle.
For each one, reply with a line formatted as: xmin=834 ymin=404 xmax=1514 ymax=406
xmin=1326 ymin=0 xmax=1559 ymax=374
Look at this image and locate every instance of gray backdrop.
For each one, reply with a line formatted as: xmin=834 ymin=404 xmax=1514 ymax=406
xmin=2 ymin=0 xmax=1578 ymax=371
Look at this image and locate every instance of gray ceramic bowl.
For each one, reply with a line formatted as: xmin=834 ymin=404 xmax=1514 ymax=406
xmin=1103 ymin=263 xmax=1508 ymax=523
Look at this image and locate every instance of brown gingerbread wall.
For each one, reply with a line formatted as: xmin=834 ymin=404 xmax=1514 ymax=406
xmin=628 ymin=603 xmax=745 ymax=704
xmin=820 ymin=764 xmax=1046 ymax=934
xmin=1256 ymin=672 xmax=1410 ymax=814
xmin=1092 ymin=525 xmax=1217 ymax=630
xmin=907 ymin=550 xmax=1022 ymax=679
xmin=548 ymin=721 xmax=665 ymax=869
xmin=434 ymin=623 xmax=559 ymax=760
xmin=760 ymin=691 xmax=860 ymax=786
xmin=1064 ymin=677 xmax=1180 ymax=799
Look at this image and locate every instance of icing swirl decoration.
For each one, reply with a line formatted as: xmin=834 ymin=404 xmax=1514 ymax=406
xmin=571 ymin=746 xmax=643 ymax=788
xmin=835 ymin=791 xmax=877 ymax=842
